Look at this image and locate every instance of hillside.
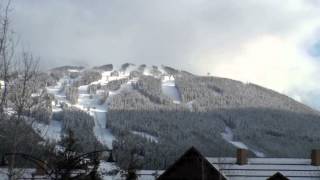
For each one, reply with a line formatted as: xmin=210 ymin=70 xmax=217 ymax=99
xmin=3 ymin=63 xmax=320 ymax=170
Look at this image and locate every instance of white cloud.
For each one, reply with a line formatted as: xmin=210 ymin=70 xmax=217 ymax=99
xmin=9 ymin=0 xmax=320 ymax=109
xmin=211 ymin=35 xmax=318 ymax=93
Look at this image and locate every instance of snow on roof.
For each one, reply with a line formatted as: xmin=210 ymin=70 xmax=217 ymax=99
xmin=136 ymin=170 xmax=164 ymax=180
xmin=207 ymin=157 xmax=320 ymax=180
xmin=136 ymin=157 xmax=320 ymax=180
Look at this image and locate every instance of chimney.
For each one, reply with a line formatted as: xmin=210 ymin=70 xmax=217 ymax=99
xmin=311 ymin=149 xmax=320 ymax=166
xmin=236 ymin=148 xmax=248 ymax=165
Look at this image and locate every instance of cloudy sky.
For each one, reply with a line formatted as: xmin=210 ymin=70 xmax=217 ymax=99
xmin=8 ymin=0 xmax=320 ymax=109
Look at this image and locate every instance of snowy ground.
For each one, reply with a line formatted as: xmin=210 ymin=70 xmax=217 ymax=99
xmin=161 ymin=75 xmax=181 ymax=104
xmin=221 ymin=126 xmax=265 ymax=157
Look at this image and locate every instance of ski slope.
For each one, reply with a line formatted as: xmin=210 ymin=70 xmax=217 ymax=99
xmin=76 ymin=83 xmax=115 ymax=148
xmin=46 ymin=73 xmax=118 ymax=148
xmin=161 ymin=75 xmax=181 ymax=104
xmin=221 ymin=126 xmax=265 ymax=157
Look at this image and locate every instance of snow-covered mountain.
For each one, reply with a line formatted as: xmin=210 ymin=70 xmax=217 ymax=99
xmin=29 ymin=63 xmax=320 ymax=169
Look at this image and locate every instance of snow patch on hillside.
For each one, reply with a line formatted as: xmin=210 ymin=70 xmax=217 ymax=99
xmin=32 ymin=120 xmax=62 ymax=142
xmin=91 ymin=108 xmax=115 ymax=149
xmin=161 ymin=75 xmax=181 ymax=104
xmin=221 ymin=127 xmax=248 ymax=149
xmin=68 ymin=69 xmax=80 ymax=73
xmin=143 ymin=66 xmax=152 ymax=76
xmin=186 ymin=101 xmax=194 ymax=111
xmin=131 ymin=131 xmax=159 ymax=143
xmin=221 ymin=127 xmax=265 ymax=157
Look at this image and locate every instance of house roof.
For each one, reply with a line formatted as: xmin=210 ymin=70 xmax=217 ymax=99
xmin=157 ymin=147 xmax=227 ymax=180
xmin=137 ymin=156 xmax=320 ymax=180
xmin=136 ymin=147 xmax=320 ymax=180
xmin=267 ymin=172 xmax=289 ymax=180
xmin=207 ymin=157 xmax=320 ymax=180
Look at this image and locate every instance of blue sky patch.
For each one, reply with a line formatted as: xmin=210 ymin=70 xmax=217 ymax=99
xmin=309 ymin=41 xmax=320 ymax=57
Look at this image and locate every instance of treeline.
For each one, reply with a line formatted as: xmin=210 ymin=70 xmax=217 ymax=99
xmin=29 ymin=91 xmax=54 ymax=124
xmin=65 ymin=86 xmax=79 ymax=104
xmin=93 ymin=64 xmax=113 ymax=71
xmin=103 ymin=78 xmax=129 ymax=91
xmin=73 ymin=70 xmax=102 ymax=87
xmin=121 ymin=63 xmax=134 ymax=72
xmin=6 ymin=71 xmax=54 ymax=124
xmin=107 ymin=90 xmax=235 ymax=169
xmin=49 ymin=66 xmax=83 ymax=82
xmin=133 ymin=75 xmax=171 ymax=105
xmin=162 ymin=66 xmax=179 ymax=75
xmin=0 ymin=115 xmax=45 ymax=166
xmin=53 ymin=108 xmax=104 ymax=152
xmin=87 ymin=84 xmax=102 ymax=94
xmin=174 ymin=74 xmax=317 ymax=114
xmin=106 ymin=72 xmax=320 ymax=170
xmin=150 ymin=66 xmax=162 ymax=77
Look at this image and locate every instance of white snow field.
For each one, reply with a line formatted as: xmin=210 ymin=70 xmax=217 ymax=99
xmin=221 ymin=126 xmax=265 ymax=157
xmin=161 ymin=75 xmax=181 ymax=104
